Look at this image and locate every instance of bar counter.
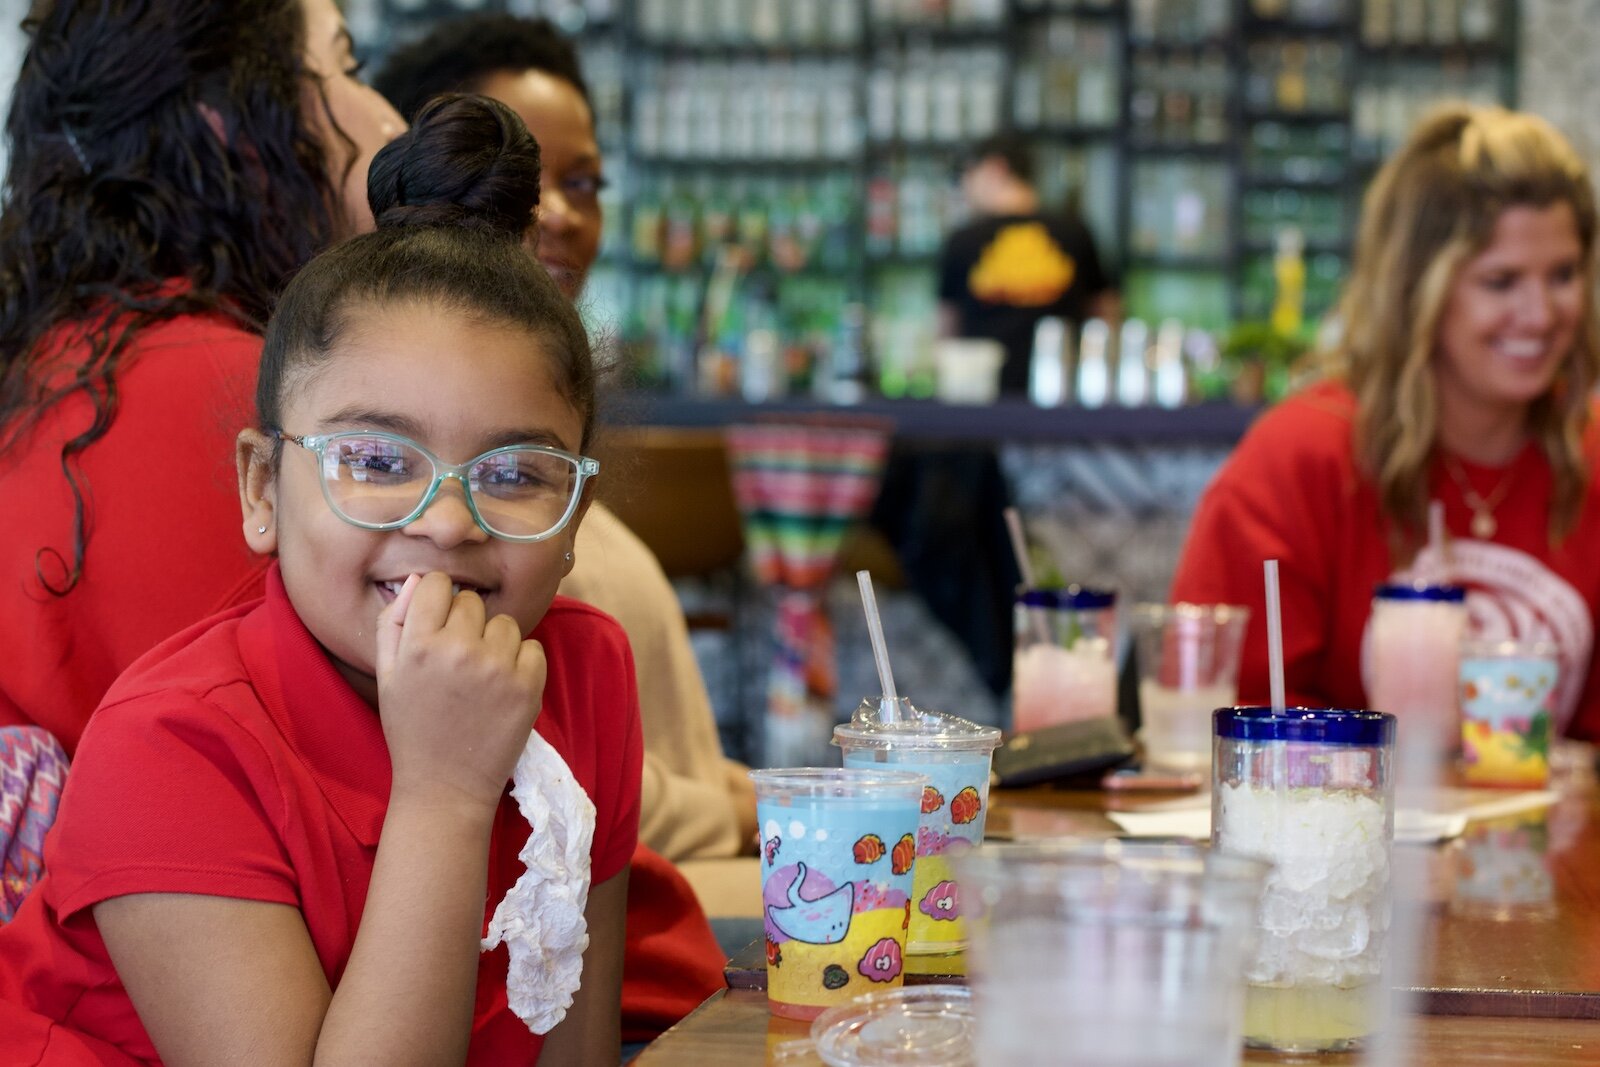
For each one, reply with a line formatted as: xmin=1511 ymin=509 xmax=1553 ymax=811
xmin=637 ymin=771 xmax=1600 ymax=1065
xmin=605 ymin=393 xmax=1262 ymax=445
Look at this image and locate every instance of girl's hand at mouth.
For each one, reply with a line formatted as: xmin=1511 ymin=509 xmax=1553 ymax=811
xmin=375 ymin=571 xmax=546 ymax=813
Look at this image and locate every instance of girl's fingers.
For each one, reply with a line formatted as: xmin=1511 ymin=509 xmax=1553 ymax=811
xmin=515 ymin=637 xmax=548 ymax=694
xmin=483 ymin=613 xmax=524 ymax=662
xmin=444 ymin=586 xmax=488 ymax=639
xmin=375 ymin=573 xmax=421 ymax=677
xmin=398 ymin=572 xmax=455 ymax=642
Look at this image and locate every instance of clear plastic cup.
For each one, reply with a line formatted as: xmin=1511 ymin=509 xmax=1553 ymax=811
xmin=1366 ymin=582 xmax=1467 ymax=755
xmin=835 ymin=698 xmax=1003 ymax=956
xmin=1130 ymin=603 xmax=1249 ymax=773
xmin=1213 ymin=707 xmax=1397 ymax=1054
xmin=1459 ymin=638 xmax=1559 ymax=788
xmin=752 ymin=768 xmax=929 ymax=1020
xmin=955 ymin=841 xmax=1270 ymax=1067
xmin=1012 ymin=586 xmax=1118 ymax=732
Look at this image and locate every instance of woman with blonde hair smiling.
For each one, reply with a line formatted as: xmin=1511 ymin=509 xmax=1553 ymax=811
xmin=1173 ymin=103 xmax=1600 ymax=739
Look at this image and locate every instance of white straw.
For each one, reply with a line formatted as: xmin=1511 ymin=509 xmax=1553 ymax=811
xmin=1003 ymin=507 xmax=1037 ymax=588
xmin=1264 ymin=559 xmax=1286 ymax=715
xmin=856 ymin=570 xmax=900 ymax=712
xmin=1003 ymin=508 xmax=1053 ymax=645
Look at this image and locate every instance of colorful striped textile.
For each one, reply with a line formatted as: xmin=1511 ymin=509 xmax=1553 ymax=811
xmin=725 ymin=420 xmax=891 ymax=765
xmin=0 ymin=726 xmax=68 ymax=922
xmin=725 ymin=421 xmax=891 ymax=591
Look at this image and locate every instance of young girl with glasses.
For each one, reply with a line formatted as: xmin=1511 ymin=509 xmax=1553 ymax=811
xmin=0 ymin=97 xmax=634 ymax=1066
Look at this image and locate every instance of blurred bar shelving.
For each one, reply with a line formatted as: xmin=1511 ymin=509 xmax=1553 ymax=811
xmin=354 ymin=0 xmax=1520 ymax=394
xmin=605 ymin=393 xmax=1263 ymax=444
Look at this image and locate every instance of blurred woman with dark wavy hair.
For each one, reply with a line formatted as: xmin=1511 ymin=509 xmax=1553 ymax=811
xmin=0 ymin=0 xmax=403 ymax=754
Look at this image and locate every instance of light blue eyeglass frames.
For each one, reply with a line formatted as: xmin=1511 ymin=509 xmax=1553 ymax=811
xmin=273 ymin=429 xmax=599 ymax=543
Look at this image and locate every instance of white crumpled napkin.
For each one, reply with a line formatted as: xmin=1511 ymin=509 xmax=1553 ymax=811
xmin=481 ymin=730 xmax=597 ymax=1035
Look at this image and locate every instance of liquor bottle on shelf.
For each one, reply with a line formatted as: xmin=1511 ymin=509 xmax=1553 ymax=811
xmin=1117 ymin=318 xmax=1152 ymax=406
xmin=1458 ymin=0 xmax=1497 ymax=42
xmin=698 ymin=180 xmax=735 ymax=267
xmin=1270 ymin=226 xmax=1306 ymax=339
xmin=1276 ymin=41 xmax=1309 ymax=112
xmin=736 ymin=183 xmax=771 ymax=264
xmin=661 ymin=182 xmax=700 ymax=271
xmin=1194 ymin=47 xmax=1229 ymax=143
xmin=1392 ymin=0 xmax=1427 ymax=44
xmin=822 ymin=302 xmax=869 ymax=404
xmin=1076 ymin=26 xmax=1121 ymax=126
xmin=1076 ymin=319 xmax=1112 ymax=408
xmin=743 ymin=327 xmax=781 ymax=402
xmin=1361 ymin=0 xmax=1393 ymax=44
xmin=631 ymin=180 xmax=663 ymax=265
xmin=1152 ymin=319 xmax=1189 ymax=409
xmin=865 ymin=175 xmax=897 ymax=260
xmin=1129 ymin=55 xmax=1160 ymax=142
xmin=1029 ymin=316 xmax=1069 ymax=407
xmin=1161 ymin=55 xmax=1198 ymax=140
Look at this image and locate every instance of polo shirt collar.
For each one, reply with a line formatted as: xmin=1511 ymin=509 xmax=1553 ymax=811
xmin=239 ymin=563 xmax=390 ymax=846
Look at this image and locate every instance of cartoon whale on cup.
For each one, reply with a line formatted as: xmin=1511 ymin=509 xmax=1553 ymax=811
xmin=766 ymin=862 xmax=854 ymax=945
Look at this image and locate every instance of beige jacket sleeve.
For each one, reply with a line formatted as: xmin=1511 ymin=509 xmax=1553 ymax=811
xmin=561 ymin=503 xmax=747 ymax=861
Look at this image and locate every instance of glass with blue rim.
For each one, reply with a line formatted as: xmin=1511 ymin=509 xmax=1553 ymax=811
xmin=1212 ymin=705 xmax=1398 ymax=1054
xmin=1367 ymin=581 xmax=1468 ymax=761
xmin=1011 ymin=585 xmax=1119 ymax=733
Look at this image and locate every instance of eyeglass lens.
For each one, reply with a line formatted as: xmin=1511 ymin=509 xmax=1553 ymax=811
xmin=319 ymin=435 xmax=579 ymax=538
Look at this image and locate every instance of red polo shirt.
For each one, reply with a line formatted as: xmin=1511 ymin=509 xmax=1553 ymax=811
xmin=0 ymin=565 xmax=642 ymax=1064
xmin=0 ymin=312 xmax=270 ymax=756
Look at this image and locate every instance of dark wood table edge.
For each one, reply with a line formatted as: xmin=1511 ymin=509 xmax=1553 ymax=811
xmin=1409 ymin=987 xmax=1600 ymax=1020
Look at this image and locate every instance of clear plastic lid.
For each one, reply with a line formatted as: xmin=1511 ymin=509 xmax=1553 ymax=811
xmin=1460 ymin=637 xmax=1559 ymax=660
xmin=832 ymin=697 xmax=1003 ymax=754
xmin=810 ymin=985 xmax=975 ymax=1067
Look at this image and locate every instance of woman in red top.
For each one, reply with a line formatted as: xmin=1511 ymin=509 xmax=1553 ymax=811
xmin=0 ymin=96 xmax=638 ymax=1064
xmin=0 ymin=0 xmax=403 ymax=753
xmin=1173 ymin=105 xmax=1600 ymax=739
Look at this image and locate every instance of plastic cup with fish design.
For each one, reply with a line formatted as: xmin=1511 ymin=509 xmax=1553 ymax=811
xmin=835 ymin=698 xmax=1002 ymax=956
xmin=752 ymin=768 xmax=929 ymax=1020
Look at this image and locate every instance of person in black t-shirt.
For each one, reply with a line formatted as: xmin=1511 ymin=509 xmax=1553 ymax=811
xmin=937 ymin=133 xmax=1117 ymax=395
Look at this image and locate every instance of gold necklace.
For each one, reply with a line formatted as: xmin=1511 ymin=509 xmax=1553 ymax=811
xmin=1442 ymin=455 xmax=1515 ymax=539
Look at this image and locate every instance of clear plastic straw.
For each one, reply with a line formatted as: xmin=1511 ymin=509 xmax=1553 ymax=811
xmin=856 ymin=570 xmax=901 ymax=718
xmin=1264 ymin=559 xmax=1286 ymax=715
xmin=1003 ymin=508 xmax=1053 ymax=645
xmin=1003 ymin=507 xmax=1036 ymax=587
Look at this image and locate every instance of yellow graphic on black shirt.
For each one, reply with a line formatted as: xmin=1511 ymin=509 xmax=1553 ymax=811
xmin=968 ymin=223 xmax=1077 ymax=307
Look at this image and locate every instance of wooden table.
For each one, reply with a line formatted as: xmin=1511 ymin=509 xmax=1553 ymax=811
xmin=637 ymin=989 xmax=1600 ymax=1066
xmin=638 ymin=768 xmax=1600 ymax=1065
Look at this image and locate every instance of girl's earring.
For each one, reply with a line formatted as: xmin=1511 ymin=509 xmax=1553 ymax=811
xmin=257 ymin=525 xmax=268 ymax=535
xmin=565 ymin=551 xmax=574 ymax=562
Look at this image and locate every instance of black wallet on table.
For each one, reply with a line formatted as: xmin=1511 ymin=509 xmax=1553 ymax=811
xmin=991 ymin=716 xmax=1137 ymax=788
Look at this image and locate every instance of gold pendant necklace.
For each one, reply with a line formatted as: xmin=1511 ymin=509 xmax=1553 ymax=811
xmin=1471 ymin=507 xmax=1497 ymax=540
xmin=1443 ymin=455 xmax=1514 ymax=540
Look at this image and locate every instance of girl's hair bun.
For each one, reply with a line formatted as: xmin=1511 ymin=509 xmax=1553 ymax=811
xmin=367 ymin=94 xmax=541 ymax=241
